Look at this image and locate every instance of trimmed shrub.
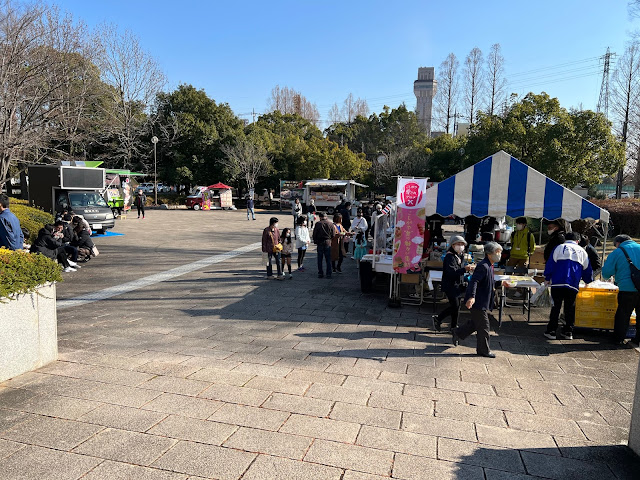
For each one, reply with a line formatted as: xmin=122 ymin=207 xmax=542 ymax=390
xmin=591 ymin=199 xmax=640 ymax=237
xmin=8 ymin=198 xmax=54 ymax=243
xmin=0 ymin=249 xmax=62 ymax=301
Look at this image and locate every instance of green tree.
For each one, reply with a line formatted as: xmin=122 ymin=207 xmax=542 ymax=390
xmin=153 ymin=84 xmax=244 ymax=186
xmin=465 ymin=93 xmax=624 ymax=187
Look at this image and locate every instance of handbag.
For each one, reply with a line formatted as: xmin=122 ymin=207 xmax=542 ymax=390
xmin=271 ymin=232 xmax=283 ymax=253
xmin=618 ymin=246 xmax=640 ymax=291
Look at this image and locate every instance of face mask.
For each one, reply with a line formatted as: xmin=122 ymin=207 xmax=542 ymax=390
xmin=547 ymin=228 xmax=554 ymax=235
xmin=286 ymin=234 xmax=291 ymax=237
xmin=453 ymin=245 xmax=465 ymax=254
xmin=516 ymin=224 xmax=524 ymax=231
xmin=274 ymin=224 xmax=278 ymax=229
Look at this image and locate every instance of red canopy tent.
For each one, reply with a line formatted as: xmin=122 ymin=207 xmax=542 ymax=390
xmin=207 ymin=182 xmax=232 ymax=190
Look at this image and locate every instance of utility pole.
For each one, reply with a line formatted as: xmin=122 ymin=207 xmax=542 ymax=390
xmin=597 ymin=47 xmax=616 ymax=119
xmin=151 ymin=136 xmax=158 ymax=205
xmin=252 ymin=108 xmax=256 ymax=124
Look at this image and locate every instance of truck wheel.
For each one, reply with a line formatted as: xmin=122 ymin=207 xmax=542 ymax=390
xmin=193 ymin=204 xmax=200 ymax=211
xmin=327 ymin=207 xmax=335 ymax=215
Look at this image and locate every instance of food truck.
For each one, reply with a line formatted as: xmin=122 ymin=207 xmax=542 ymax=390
xmin=104 ymin=169 xmax=146 ymax=215
xmin=303 ymin=179 xmax=367 ymax=214
xmin=185 ymin=183 xmax=233 ymax=210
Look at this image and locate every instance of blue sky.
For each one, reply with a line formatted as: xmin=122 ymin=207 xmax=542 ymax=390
xmin=55 ymin=0 xmax=635 ymax=127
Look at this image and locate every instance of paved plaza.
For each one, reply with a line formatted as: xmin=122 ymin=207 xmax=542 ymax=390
xmin=1 ymin=209 xmax=639 ymax=479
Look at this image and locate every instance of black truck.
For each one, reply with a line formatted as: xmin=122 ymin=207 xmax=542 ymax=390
xmin=27 ymin=164 xmax=115 ymax=234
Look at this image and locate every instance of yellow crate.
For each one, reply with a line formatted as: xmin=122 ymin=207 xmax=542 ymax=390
xmin=576 ymin=288 xmax=618 ymax=312
xmin=575 ymin=307 xmax=615 ymax=329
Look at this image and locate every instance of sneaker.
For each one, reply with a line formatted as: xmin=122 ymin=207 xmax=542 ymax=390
xmin=560 ymin=331 xmax=573 ymax=340
xmin=543 ymin=331 xmax=557 ymax=340
xmin=300 ymin=266 xmax=305 ymax=271
xmin=267 ymin=275 xmax=275 ymax=280
xmin=288 ymin=274 xmax=293 ymax=279
xmin=452 ymin=330 xmax=459 ymax=346
xmin=432 ymin=315 xmax=442 ymax=332
xmin=68 ymin=260 xmax=80 ymax=268
xmin=63 ymin=266 xmax=77 ymax=273
xmin=337 ymin=268 xmax=342 ymax=274
xmin=276 ymin=275 xmax=285 ymax=281
xmin=478 ymin=351 xmax=496 ymax=358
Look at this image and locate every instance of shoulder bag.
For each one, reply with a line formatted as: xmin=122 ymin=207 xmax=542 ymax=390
xmin=618 ymin=246 xmax=640 ymax=291
xmin=271 ymin=231 xmax=283 ymax=253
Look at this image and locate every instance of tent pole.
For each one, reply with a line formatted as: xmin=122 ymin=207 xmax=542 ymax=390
xmin=539 ymin=219 xmax=543 ymax=245
xmin=601 ymin=222 xmax=608 ymax=280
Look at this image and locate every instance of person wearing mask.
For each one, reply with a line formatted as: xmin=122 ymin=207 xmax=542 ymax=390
xmin=543 ymin=232 xmax=593 ymax=341
xmin=292 ymin=197 xmax=302 ymax=229
xmin=350 ymin=208 xmax=368 ymax=254
xmin=295 ymin=216 xmax=310 ymax=271
xmin=579 ymin=235 xmax=601 ymax=277
xmin=544 ymin=220 xmax=566 ymax=262
xmin=433 ymin=235 xmax=474 ymax=332
xmin=0 ymin=194 xmax=24 ymax=251
xmin=307 ymin=198 xmax=316 ymax=229
xmin=30 ymin=224 xmax=77 ymax=272
xmin=370 ymin=203 xmax=383 ymax=237
xmin=602 ymin=234 xmax=640 ymax=346
xmin=453 ymin=241 xmax=503 ymax=358
xmin=312 ymin=212 xmax=334 ymax=278
xmin=331 ymin=213 xmax=348 ymax=273
xmin=134 ymin=189 xmax=147 ymax=219
xmin=261 ymin=217 xmax=284 ymax=280
xmin=247 ymin=196 xmax=255 ymax=221
xmin=508 ymin=217 xmax=536 ymax=268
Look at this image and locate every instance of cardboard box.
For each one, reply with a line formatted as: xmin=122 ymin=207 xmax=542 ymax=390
xmin=425 ymin=260 xmax=443 ymax=268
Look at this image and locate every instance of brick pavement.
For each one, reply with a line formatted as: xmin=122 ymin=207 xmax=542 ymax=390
xmin=0 ymin=210 xmax=639 ymax=479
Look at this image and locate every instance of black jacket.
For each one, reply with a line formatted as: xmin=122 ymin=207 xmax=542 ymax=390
xmin=312 ymin=219 xmax=334 ymax=247
xmin=464 ymin=257 xmax=495 ymax=311
xmin=585 ymin=243 xmax=602 ymax=271
xmin=441 ymin=249 xmax=466 ymax=298
xmin=30 ymin=228 xmax=62 ymax=259
xmin=544 ymin=230 xmax=566 ymax=261
xmin=71 ymin=229 xmax=94 ymax=250
xmin=61 ymin=223 xmax=74 ymax=243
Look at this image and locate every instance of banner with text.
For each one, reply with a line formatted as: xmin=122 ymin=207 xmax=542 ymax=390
xmin=393 ymin=177 xmax=428 ymax=274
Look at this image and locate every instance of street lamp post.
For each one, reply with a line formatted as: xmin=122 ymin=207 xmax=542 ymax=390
xmin=151 ymin=136 xmax=158 ymax=205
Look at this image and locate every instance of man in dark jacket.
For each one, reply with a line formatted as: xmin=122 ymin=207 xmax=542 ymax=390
xmin=579 ymin=235 xmax=601 ymax=274
xmin=0 ymin=194 xmax=23 ymax=250
xmin=134 ymin=190 xmax=146 ymax=219
xmin=453 ymin=241 xmax=502 ymax=358
xmin=433 ymin=235 xmax=473 ymax=331
xmin=543 ymin=219 xmax=566 ymax=262
xmin=312 ymin=212 xmax=334 ymax=279
xmin=31 ymin=224 xmax=75 ymax=272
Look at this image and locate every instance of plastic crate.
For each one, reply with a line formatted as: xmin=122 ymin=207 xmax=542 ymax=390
xmin=575 ymin=288 xmax=618 ymax=312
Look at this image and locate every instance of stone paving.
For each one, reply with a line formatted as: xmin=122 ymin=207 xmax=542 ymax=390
xmin=1 ymin=209 xmax=639 ymax=479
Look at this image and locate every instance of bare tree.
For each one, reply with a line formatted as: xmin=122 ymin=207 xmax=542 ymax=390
xmin=611 ymin=41 xmax=640 ymax=193
xmin=434 ymin=53 xmax=460 ymax=134
xmin=267 ymin=85 xmax=319 ymax=125
xmin=0 ymin=1 xmax=89 ymax=185
xmin=463 ymin=47 xmax=484 ymax=125
xmin=220 ymin=137 xmax=272 ymax=190
xmin=485 ymin=43 xmax=506 ymax=116
xmin=340 ymin=93 xmax=369 ymax=123
xmin=328 ymin=103 xmax=342 ymax=124
xmin=93 ymin=24 xmax=166 ymax=169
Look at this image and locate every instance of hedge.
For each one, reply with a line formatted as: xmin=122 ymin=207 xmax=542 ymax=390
xmin=0 ymin=248 xmax=62 ymax=301
xmin=591 ymin=199 xmax=640 ymax=237
xmin=8 ymin=198 xmax=54 ymax=243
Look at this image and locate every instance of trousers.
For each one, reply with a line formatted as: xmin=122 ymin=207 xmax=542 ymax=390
xmin=456 ymin=308 xmax=491 ymax=355
xmin=614 ymin=291 xmax=640 ymax=343
xmin=266 ymin=252 xmax=282 ymax=277
xmin=547 ymin=287 xmax=577 ymax=334
xmin=438 ymin=293 xmax=462 ymax=329
xmin=317 ymin=244 xmax=332 ymax=277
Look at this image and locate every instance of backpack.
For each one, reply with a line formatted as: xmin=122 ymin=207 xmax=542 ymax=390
xmin=618 ymin=246 xmax=640 ymax=291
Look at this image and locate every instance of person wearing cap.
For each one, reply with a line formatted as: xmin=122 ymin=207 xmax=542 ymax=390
xmin=543 ymin=232 xmax=593 ymax=340
xmin=544 ymin=219 xmax=566 ymax=262
xmin=602 ymin=234 xmax=640 ymax=346
xmin=433 ymin=235 xmax=474 ymax=332
xmin=508 ymin=217 xmax=536 ymax=268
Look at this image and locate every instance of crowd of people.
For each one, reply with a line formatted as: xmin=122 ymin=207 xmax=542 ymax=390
xmin=0 ymin=194 xmax=98 ymax=273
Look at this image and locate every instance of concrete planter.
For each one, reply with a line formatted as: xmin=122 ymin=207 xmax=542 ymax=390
xmin=0 ymin=283 xmax=58 ymax=383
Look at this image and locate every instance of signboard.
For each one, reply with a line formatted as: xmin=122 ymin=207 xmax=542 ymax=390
xmin=280 ymin=180 xmax=305 ymax=208
xmin=392 ymin=177 xmax=428 ymax=274
xmin=60 ymin=166 xmax=105 ymax=189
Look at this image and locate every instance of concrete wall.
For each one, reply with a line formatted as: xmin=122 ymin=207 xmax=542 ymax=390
xmin=631 ymin=357 xmax=640 ymax=456
xmin=0 ymin=284 xmax=58 ymax=383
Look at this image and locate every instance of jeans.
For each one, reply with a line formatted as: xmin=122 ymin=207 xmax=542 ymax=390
xmin=317 ymin=244 xmax=332 ymax=277
xmin=267 ymin=252 xmax=282 ymax=277
xmin=456 ymin=308 xmax=491 ymax=355
xmin=63 ymin=244 xmax=78 ymax=262
xmin=137 ymin=205 xmax=145 ymax=218
xmin=547 ymin=287 xmax=577 ymax=334
xmin=247 ymin=207 xmax=255 ymax=219
xmin=614 ymin=291 xmax=640 ymax=343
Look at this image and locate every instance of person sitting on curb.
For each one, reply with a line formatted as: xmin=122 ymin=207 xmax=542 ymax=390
xmin=543 ymin=232 xmax=593 ymax=341
xmin=453 ymin=241 xmax=502 ymax=358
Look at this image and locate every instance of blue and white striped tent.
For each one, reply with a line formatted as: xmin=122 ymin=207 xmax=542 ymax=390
xmin=425 ymin=150 xmax=610 ymax=223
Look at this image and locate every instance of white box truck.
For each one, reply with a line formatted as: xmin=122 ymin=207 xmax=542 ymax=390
xmin=303 ymin=179 xmax=367 ymax=214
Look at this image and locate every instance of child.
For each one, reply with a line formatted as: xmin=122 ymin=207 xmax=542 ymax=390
xmin=353 ymin=231 xmax=367 ymax=267
xmin=281 ymin=228 xmax=294 ymax=279
xmin=295 ymin=216 xmax=310 ymax=271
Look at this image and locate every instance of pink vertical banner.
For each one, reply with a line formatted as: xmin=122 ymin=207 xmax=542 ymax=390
xmin=393 ymin=177 xmax=428 ymax=273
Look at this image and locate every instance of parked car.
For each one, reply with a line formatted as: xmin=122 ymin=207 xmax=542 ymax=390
xmin=607 ymin=192 xmax=631 ymax=199
xmin=137 ymin=182 xmax=154 ymax=193
xmin=156 ymin=183 xmax=171 ymax=193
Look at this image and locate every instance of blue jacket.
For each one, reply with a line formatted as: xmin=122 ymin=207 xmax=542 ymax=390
xmin=465 ymin=257 xmax=495 ymax=311
xmin=544 ymin=240 xmax=593 ymax=291
xmin=0 ymin=208 xmax=24 ymax=251
xmin=602 ymin=240 xmax=640 ymax=292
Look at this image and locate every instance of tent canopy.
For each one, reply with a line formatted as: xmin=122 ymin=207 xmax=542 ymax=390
xmin=425 ymin=150 xmax=609 ymax=223
xmin=208 ymin=182 xmax=232 ymax=190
